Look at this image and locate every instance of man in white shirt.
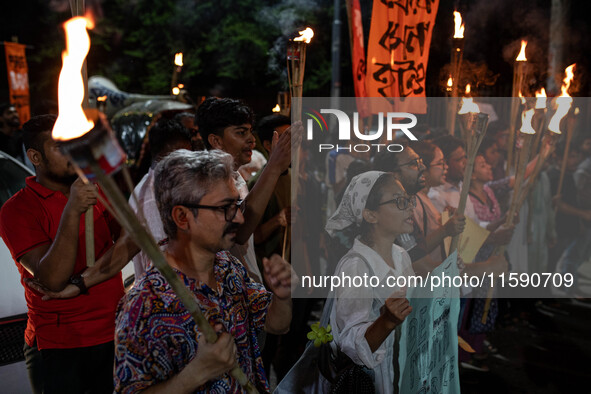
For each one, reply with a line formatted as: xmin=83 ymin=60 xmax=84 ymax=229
xmin=196 ymin=97 xmax=300 ymax=282
xmin=129 ymin=119 xmax=192 ymax=279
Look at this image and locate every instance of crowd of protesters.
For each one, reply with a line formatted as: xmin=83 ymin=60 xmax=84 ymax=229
xmin=0 ymin=97 xmax=589 ymax=393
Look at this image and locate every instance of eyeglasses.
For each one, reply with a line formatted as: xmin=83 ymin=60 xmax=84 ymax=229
xmin=379 ymin=195 xmax=417 ymax=210
xmin=430 ymin=160 xmax=446 ymax=168
xmin=399 ymin=157 xmax=424 ymax=169
xmin=178 ymin=199 xmax=245 ymax=222
xmin=450 ymin=154 xmax=467 ymax=162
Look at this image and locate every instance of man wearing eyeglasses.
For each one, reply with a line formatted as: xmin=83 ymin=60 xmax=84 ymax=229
xmin=114 ymin=149 xmax=294 ymax=393
xmin=374 ymin=144 xmax=453 ymax=274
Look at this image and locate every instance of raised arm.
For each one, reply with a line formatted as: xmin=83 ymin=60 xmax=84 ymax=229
xmin=19 ymin=178 xmax=97 ymax=291
xmin=237 ymin=122 xmax=302 ymax=244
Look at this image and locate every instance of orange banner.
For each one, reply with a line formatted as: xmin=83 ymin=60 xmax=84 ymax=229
xmin=4 ymin=42 xmax=30 ymax=125
xmin=366 ymin=0 xmax=439 ymax=113
xmin=347 ymin=0 xmax=371 ymax=118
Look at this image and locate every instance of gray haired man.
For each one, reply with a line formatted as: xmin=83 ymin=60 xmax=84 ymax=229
xmin=114 ymin=149 xmax=294 ymax=393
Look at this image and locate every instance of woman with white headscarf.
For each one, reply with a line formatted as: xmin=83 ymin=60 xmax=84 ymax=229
xmin=326 ymin=171 xmax=416 ymax=393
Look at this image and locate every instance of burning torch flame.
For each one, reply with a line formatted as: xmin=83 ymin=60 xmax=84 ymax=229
xmin=174 ymin=53 xmax=183 ymax=67
xmin=97 ymin=95 xmax=107 ymax=102
xmin=447 ymin=76 xmax=453 ymax=90
xmin=453 ymin=11 xmax=464 ymax=39
xmin=172 ymin=87 xmax=180 ymax=95
xmin=535 ymin=88 xmax=546 ymax=109
xmin=465 ymin=84 xmax=471 ymax=95
xmin=518 ymin=90 xmax=526 ymax=105
xmin=516 ymin=40 xmax=527 ymax=62
xmin=272 ymin=104 xmax=281 ymax=113
xmin=52 ymin=17 xmax=95 ymax=141
xmin=294 ymin=27 xmax=314 ymax=44
xmin=458 ymin=97 xmax=480 ymax=114
xmin=548 ymin=65 xmax=575 ymax=134
xmin=519 ymin=108 xmax=536 ymax=134
xmin=178 ymin=84 xmax=184 ymax=89
xmin=560 ymin=63 xmax=575 ymax=97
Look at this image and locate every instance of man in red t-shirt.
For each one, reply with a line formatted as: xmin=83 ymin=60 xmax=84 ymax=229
xmin=0 ymin=115 xmax=131 ymax=393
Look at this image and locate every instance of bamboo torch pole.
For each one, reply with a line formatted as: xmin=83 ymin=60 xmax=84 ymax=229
xmin=447 ymin=11 xmax=464 ymax=136
xmin=68 ymin=0 xmax=94 ymax=267
xmin=481 ymin=107 xmax=536 ymax=324
xmin=550 ymin=64 xmax=576 ymax=214
xmin=449 ymin=96 xmax=489 ymax=252
xmin=507 ymin=40 xmax=528 ymax=177
xmin=286 ymin=27 xmax=313 ymax=261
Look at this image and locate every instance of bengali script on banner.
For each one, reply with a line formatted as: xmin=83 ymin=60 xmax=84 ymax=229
xmin=366 ymin=0 xmax=439 ymax=114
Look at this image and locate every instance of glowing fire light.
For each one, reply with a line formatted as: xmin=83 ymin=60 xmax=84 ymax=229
xmin=560 ymin=64 xmax=575 ymax=97
xmin=518 ymin=90 xmax=526 ymax=105
xmin=465 ymin=84 xmax=471 ymax=95
xmin=97 ymin=95 xmax=107 ymax=102
xmin=272 ymin=104 xmax=281 ymax=113
xmin=548 ymin=64 xmax=575 ymax=134
xmin=177 ymin=84 xmax=184 ymax=89
xmin=453 ymin=11 xmax=464 ymax=39
xmin=52 ymin=16 xmax=95 ymax=141
xmin=447 ymin=76 xmax=453 ymax=88
xmin=294 ymin=27 xmax=314 ymax=44
xmin=458 ymin=97 xmax=479 ymax=114
xmin=535 ymin=88 xmax=546 ymax=109
xmin=519 ymin=108 xmax=536 ymax=134
xmin=174 ymin=53 xmax=183 ymax=67
xmin=516 ymin=40 xmax=527 ymax=62
xmin=172 ymin=87 xmax=180 ymax=95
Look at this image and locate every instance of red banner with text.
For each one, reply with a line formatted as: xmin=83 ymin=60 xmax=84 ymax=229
xmin=366 ymin=0 xmax=439 ymax=113
xmin=4 ymin=42 xmax=30 ymax=124
xmin=348 ymin=0 xmax=371 ymax=118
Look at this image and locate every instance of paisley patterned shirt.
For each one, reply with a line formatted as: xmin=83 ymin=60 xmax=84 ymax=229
xmin=114 ymin=251 xmax=272 ymax=393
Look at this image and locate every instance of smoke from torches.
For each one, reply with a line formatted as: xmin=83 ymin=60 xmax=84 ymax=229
xmin=52 ymin=17 xmax=95 ymax=141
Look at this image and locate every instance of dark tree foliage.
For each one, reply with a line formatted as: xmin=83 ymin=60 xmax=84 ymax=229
xmin=1 ymin=0 xmax=335 ymax=114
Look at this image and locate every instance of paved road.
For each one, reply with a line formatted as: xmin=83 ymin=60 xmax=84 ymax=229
xmin=460 ymin=299 xmax=591 ymax=393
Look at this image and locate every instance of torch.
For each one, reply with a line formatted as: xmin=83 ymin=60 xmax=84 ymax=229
xmin=286 ymin=27 xmax=313 ymax=260
xmin=552 ymin=64 xmax=576 ymax=212
xmin=506 ymin=40 xmax=528 ymax=177
xmin=446 ymin=11 xmax=464 ymax=135
xmin=517 ymin=88 xmax=552 ymax=209
xmin=52 ymin=17 xmax=258 ymax=394
xmin=170 ymin=52 xmax=183 ymax=95
xmin=287 ymin=27 xmax=314 ymax=121
xmin=481 ymin=105 xmax=537 ymax=324
xmin=448 ymin=95 xmax=489 ymax=252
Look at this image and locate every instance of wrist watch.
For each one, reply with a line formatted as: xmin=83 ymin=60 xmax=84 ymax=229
xmin=69 ymin=273 xmax=88 ymax=295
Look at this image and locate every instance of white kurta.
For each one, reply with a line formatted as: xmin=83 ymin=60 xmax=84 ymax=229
xmin=129 ymin=168 xmax=166 ymax=280
xmin=330 ymin=239 xmax=414 ymax=394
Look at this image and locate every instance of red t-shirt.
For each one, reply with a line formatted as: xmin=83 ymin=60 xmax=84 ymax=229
xmin=0 ymin=177 xmax=125 ymax=350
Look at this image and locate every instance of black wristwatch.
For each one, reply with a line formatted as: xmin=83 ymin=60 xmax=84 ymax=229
xmin=69 ymin=273 xmax=88 ymax=295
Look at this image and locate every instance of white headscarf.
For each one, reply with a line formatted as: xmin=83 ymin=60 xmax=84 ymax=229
xmin=325 ymin=171 xmax=386 ymax=237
